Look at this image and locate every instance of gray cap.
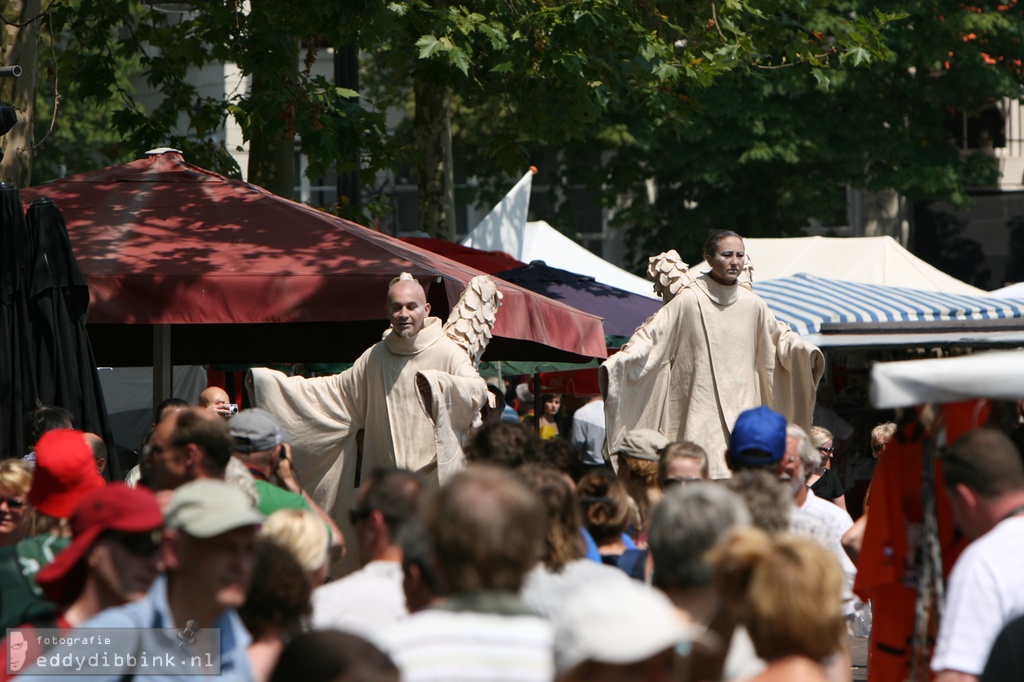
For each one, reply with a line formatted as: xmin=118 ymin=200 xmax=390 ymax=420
xmin=165 ymin=479 xmax=264 ymax=538
xmin=228 ymin=408 xmax=291 ymax=453
xmin=617 ymin=429 xmax=670 ymax=461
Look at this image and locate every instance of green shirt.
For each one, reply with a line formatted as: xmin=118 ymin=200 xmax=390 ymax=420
xmin=253 ymin=479 xmax=313 ymax=517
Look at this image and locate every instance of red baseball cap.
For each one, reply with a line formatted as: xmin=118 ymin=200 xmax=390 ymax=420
xmin=28 ymin=429 xmax=105 ymax=518
xmin=37 ymin=483 xmax=163 ymax=605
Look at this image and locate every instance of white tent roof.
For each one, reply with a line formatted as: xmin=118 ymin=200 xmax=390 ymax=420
xmin=743 ymin=236 xmax=986 ymax=296
xmin=871 ymin=350 xmax=1024 ymax=408
xmin=463 ymin=220 xmax=659 ymax=300
xmin=463 ymin=222 xmax=986 ymax=302
xmin=990 ymin=282 xmax=1024 ymax=299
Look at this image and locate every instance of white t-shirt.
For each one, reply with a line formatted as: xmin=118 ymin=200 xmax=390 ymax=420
xmin=791 ymin=489 xmax=857 ymax=586
xmin=310 ymin=560 xmax=408 ymax=636
xmin=932 ymin=516 xmax=1024 ymax=675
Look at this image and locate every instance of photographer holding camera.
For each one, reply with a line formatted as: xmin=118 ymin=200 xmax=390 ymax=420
xmin=229 ymin=409 xmax=344 ymax=558
xmin=199 ymin=386 xmax=236 ymax=420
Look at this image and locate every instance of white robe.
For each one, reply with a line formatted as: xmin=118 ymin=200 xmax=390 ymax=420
xmin=600 ymin=273 xmax=823 ymax=479
xmin=250 ymin=317 xmax=487 ymax=572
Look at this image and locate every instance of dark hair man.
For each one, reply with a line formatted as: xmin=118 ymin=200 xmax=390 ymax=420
xmin=311 ymin=468 xmax=424 ymax=634
xmin=144 ymin=407 xmax=234 ymax=491
xmin=377 ymin=466 xmax=552 ymax=681
xmin=932 ymin=429 xmax=1024 ymax=682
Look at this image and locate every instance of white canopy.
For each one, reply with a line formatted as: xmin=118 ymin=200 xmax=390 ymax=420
xmin=463 ymin=220 xmax=659 ymax=300
xmin=743 ymin=236 xmax=986 ymax=296
xmin=990 ymin=282 xmax=1024 ymax=299
xmin=871 ymin=350 xmax=1024 ymax=408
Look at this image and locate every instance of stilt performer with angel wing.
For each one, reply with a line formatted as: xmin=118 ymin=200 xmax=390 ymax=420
xmin=248 ymin=273 xmax=498 ymax=573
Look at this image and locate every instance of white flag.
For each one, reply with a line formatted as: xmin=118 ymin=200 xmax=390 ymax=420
xmin=462 ymin=169 xmax=534 ymax=254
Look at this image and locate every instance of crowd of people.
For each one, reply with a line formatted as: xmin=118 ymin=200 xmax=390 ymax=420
xmin=4 ymin=232 xmax=1024 ymax=682
xmin=8 ymin=385 xmax=1022 ymax=682
xmin=1 ymin=389 xmax=860 ymax=682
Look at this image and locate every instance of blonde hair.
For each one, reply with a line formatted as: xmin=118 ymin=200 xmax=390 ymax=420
xmin=707 ymin=527 xmax=846 ymax=661
xmin=808 ymin=426 xmax=833 ymax=450
xmin=658 ymin=441 xmax=709 ymax=483
xmin=259 ymin=508 xmax=329 ymax=577
xmin=0 ymin=459 xmax=32 ymax=496
xmin=871 ymin=422 xmax=897 ymax=445
xmin=32 ymin=513 xmax=70 ymax=537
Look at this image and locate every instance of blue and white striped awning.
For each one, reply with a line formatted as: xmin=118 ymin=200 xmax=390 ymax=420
xmin=756 ymin=274 xmax=1024 ymax=337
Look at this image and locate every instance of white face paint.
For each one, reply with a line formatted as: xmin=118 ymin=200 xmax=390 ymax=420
xmin=706 ymin=236 xmax=745 ymax=285
xmin=386 ymin=281 xmax=430 ymax=338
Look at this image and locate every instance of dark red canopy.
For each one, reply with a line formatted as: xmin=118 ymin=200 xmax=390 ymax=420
xmin=21 ymin=152 xmax=606 ymax=364
xmin=400 ymin=237 xmax=525 ymax=274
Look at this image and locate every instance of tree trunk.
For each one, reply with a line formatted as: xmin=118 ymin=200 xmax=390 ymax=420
xmin=245 ymin=0 xmax=297 ymax=198
xmin=0 ymin=0 xmax=40 ymax=188
xmin=413 ymin=77 xmax=456 ymax=240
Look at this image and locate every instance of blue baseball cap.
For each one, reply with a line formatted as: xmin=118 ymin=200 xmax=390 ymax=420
xmin=728 ymin=406 xmax=787 ymax=468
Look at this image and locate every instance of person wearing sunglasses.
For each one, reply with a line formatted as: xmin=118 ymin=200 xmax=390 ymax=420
xmin=0 ymin=430 xmax=105 ymax=632
xmin=0 ymin=484 xmax=163 ymax=681
xmin=871 ymin=422 xmax=897 ymax=459
xmin=36 ymin=484 xmax=164 ymax=626
xmin=0 ymin=459 xmax=32 ymax=548
xmin=807 ymin=426 xmax=847 ymax=513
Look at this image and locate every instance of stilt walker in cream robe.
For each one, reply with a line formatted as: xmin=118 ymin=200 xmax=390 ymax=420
xmin=249 ymin=274 xmax=496 ymax=574
xmin=600 ymin=231 xmax=824 ymax=479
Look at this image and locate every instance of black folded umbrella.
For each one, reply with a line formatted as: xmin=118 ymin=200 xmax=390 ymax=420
xmin=25 ymin=197 xmax=118 ymax=479
xmin=0 ymin=184 xmax=32 ymax=458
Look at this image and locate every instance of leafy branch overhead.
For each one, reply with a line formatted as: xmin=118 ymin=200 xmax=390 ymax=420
xmin=19 ymin=0 xmax=1020 ymax=246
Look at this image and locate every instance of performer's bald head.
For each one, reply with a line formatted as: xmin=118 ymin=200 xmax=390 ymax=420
xmin=387 ymin=277 xmax=430 ymax=338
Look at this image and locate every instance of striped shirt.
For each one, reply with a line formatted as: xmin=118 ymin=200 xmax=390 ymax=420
xmin=377 ymin=607 xmax=553 ymax=682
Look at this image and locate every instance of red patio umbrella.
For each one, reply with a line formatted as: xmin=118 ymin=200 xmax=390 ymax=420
xmin=20 ymin=151 xmax=607 ymax=366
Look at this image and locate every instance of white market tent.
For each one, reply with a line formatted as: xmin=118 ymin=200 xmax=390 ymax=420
xmin=464 ymin=227 xmax=986 ymax=301
xmin=463 ymin=220 xmax=659 ymax=300
xmin=743 ymin=236 xmax=986 ymax=296
xmin=990 ymin=281 xmax=1024 ymax=299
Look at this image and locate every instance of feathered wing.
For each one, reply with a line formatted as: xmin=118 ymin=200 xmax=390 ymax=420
xmin=647 ymin=249 xmax=696 ymax=304
xmin=443 ymin=275 xmax=503 ymax=364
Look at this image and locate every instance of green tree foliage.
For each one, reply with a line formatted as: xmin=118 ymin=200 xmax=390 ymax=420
xmin=358 ymin=0 xmax=897 ymax=234
xmin=34 ymin=0 xmax=391 ymax=187
xmin=563 ymin=1 xmax=1024 ymax=266
xmin=19 ymin=1 xmax=895 ymax=218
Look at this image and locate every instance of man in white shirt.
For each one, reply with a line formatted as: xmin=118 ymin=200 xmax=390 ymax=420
xmin=571 ymin=396 xmax=606 ymax=467
xmin=311 ymin=468 xmax=424 ymax=635
xmin=377 ymin=466 xmax=553 ymax=682
xmin=931 ymin=428 xmax=1024 ymax=682
xmin=782 ymin=425 xmax=857 ymax=591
